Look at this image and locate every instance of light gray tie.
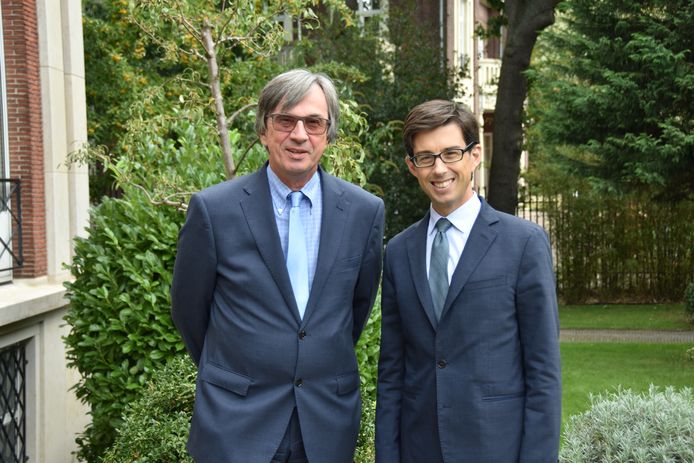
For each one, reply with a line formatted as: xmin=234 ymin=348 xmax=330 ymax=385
xmin=429 ymin=218 xmax=452 ymax=320
xmin=287 ymin=191 xmax=309 ymax=318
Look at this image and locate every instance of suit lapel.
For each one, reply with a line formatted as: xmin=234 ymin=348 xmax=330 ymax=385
xmin=406 ymin=213 xmax=439 ymax=330
xmin=301 ymin=170 xmax=349 ymax=325
xmin=239 ymin=167 xmax=301 ymax=323
xmin=440 ymin=198 xmax=499 ymax=321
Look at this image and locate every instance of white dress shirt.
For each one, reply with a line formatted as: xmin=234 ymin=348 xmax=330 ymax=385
xmin=426 ymin=193 xmax=482 ymax=283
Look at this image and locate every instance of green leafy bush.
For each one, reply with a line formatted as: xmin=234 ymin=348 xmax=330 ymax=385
xmin=64 ymin=110 xmax=230 ymax=461
xmin=356 ymin=294 xmax=381 ymax=400
xmin=103 ymin=351 xmax=380 ymax=462
xmin=355 ymin=392 xmax=377 ymax=463
xmin=101 ymin=355 xmax=196 ymax=463
xmin=685 ymin=283 xmax=694 ymax=321
xmin=560 ymin=386 xmax=694 ymax=462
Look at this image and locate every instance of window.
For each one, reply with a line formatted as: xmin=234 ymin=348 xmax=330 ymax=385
xmin=0 ymin=342 xmax=27 ymax=463
xmin=355 ymin=0 xmax=384 ymax=27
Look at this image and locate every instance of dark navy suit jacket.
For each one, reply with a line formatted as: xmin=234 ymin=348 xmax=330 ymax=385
xmin=376 ymin=197 xmax=561 ymax=463
xmin=171 ymin=165 xmax=384 ymax=462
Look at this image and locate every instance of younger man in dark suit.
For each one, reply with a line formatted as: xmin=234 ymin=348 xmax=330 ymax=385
xmin=376 ymin=100 xmax=561 ymax=463
xmin=172 ymin=69 xmax=384 ymax=463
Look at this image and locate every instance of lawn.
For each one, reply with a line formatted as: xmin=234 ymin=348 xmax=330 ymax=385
xmin=559 ymin=303 xmax=691 ymax=330
xmin=560 ymin=342 xmax=693 ymax=426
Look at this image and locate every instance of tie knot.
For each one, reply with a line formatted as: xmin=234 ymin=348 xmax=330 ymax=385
xmin=289 ymin=191 xmax=303 ymax=208
xmin=436 ymin=218 xmax=452 ymax=233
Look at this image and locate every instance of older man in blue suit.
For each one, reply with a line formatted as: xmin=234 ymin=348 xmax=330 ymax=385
xmin=376 ymin=100 xmax=561 ymax=463
xmin=171 ymin=69 xmax=384 ymax=463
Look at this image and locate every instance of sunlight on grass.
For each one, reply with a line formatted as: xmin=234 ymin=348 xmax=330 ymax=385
xmin=560 ymin=342 xmax=693 ymax=426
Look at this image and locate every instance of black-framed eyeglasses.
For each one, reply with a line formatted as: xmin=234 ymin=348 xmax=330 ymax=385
xmin=266 ymin=113 xmax=331 ymax=135
xmin=408 ymin=141 xmax=478 ymax=168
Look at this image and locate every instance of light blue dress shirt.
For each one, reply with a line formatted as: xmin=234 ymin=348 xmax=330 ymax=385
xmin=267 ymin=166 xmax=323 ymax=289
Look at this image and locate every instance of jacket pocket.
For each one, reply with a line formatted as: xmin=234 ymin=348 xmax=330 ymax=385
xmin=336 ymin=372 xmax=360 ymax=395
xmin=481 ymin=391 xmax=524 ymax=402
xmin=200 ymin=361 xmax=253 ymax=396
xmin=465 ymin=275 xmax=507 ymax=291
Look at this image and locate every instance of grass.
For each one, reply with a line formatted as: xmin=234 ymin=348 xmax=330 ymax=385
xmin=560 ymin=342 xmax=693 ymax=426
xmin=559 ymin=303 xmax=691 ymax=330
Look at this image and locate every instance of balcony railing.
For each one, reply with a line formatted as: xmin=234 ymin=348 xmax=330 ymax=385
xmin=0 ymin=179 xmax=23 ymax=272
xmin=479 ymin=58 xmax=501 ymax=112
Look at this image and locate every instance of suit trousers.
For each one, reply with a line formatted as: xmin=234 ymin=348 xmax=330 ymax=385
xmin=271 ymin=408 xmax=307 ymax=463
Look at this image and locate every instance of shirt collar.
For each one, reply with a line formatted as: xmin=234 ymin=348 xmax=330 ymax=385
xmin=267 ymin=165 xmax=321 ymax=214
xmin=428 ymin=192 xmax=481 ymax=236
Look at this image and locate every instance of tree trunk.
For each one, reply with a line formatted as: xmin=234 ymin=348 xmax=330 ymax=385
xmin=202 ymin=24 xmax=235 ymax=179
xmin=487 ymin=0 xmax=560 ymax=213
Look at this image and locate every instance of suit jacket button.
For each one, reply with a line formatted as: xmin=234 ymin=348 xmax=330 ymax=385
xmin=298 ymin=330 xmax=306 ymax=339
xmin=437 ymin=359 xmax=447 ymax=368
xmin=295 ymin=378 xmax=303 ymax=387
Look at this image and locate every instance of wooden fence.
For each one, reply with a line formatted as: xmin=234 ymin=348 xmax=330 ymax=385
xmin=482 ymin=187 xmax=694 ymax=303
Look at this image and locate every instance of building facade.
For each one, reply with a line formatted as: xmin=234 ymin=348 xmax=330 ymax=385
xmin=0 ymin=0 xmax=90 ymax=461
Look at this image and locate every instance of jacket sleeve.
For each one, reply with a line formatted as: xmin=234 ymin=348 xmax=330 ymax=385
xmin=170 ymin=193 xmax=217 ymax=365
xmin=375 ymin=246 xmax=403 ymax=462
xmin=516 ymin=226 xmax=562 ymax=462
xmin=351 ymin=198 xmax=385 ymax=344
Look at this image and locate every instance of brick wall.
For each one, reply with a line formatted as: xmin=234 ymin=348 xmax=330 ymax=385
xmin=2 ymin=0 xmax=46 ymax=277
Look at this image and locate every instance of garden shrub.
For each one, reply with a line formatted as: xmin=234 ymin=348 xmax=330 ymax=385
xmin=356 ymin=294 xmax=381 ymax=400
xmin=560 ymin=386 xmax=694 ymax=462
xmin=64 ymin=110 xmax=229 ymax=461
xmin=685 ymin=282 xmax=694 ymax=321
xmin=103 ymin=353 xmax=380 ymax=462
xmin=101 ymin=355 xmax=196 ymax=463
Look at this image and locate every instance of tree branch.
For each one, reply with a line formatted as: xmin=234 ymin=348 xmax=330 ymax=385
xmin=232 ymin=138 xmax=259 ymax=177
xmin=227 ymin=103 xmax=257 ymax=126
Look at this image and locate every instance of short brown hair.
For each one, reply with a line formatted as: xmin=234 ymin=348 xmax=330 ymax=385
xmin=403 ymin=100 xmax=479 ymax=156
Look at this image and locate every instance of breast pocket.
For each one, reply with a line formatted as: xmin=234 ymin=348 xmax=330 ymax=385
xmin=464 ymin=275 xmax=507 ymax=291
xmin=332 ymin=256 xmax=361 ymax=275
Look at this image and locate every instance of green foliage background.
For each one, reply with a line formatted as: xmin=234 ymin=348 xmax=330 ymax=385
xmin=527 ymin=0 xmax=694 ymax=201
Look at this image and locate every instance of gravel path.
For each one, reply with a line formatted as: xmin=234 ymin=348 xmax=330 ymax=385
xmin=560 ymin=329 xmax=694 ymax=343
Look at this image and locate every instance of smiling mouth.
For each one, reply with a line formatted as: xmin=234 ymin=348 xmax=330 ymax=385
xmin=286 ymin=147 xmax=309 ymax=156
xmin=431 ymin=179 xmax=453 ymax=189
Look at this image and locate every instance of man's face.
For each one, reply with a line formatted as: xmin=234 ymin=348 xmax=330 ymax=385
xmin=406 ymin=122 xmax=481 ymax=216
xmin=260 ymin=84 xmax=329 ymax=190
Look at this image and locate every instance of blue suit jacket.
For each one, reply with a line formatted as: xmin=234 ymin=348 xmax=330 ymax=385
xmin=171 ymin=165 xmax=384 ymax=463
xmin=376 ymin=197 xmax=561 ymax=463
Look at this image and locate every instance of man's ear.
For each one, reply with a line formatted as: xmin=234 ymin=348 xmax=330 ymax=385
xmin=405 ymin=155 xmax=418 ymax=176
xmin=470 ymin=143 xmax=482 ymax=168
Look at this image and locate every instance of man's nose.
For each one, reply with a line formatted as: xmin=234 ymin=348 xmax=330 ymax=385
xmin=432 ymin=155 xmax=448 ymax=173
xmin=290 ymin=120 xmax=309 ymax=140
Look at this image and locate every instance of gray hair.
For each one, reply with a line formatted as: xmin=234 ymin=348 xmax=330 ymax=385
xmin=255 ymin=69 xmax=340 ymax=143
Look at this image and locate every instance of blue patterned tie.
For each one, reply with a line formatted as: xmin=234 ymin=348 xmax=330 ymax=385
xmin=287 ymin=192 xmax=309 ymax=318
xmin=429 ymin=218 xmax=452 ymax=320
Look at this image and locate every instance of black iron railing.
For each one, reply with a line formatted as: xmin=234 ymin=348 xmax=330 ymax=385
xmin=0 ymin=178 xmax=22 ymax=272
xmin=0 ymin=341 xmax=27 ymax=463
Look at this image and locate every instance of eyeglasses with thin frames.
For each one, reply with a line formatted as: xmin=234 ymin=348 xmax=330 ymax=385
xmin=266 ymin=113 xmax=331 ymax=136
xmin=408 ymin=141 xmax=478 ymax=168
